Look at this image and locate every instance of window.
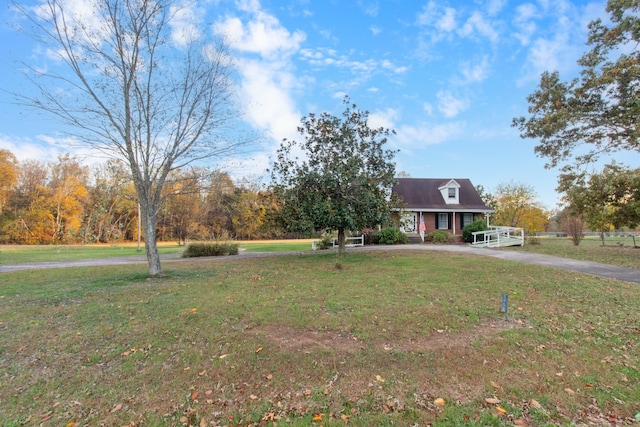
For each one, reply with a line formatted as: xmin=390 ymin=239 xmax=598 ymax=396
xmin=462 ymin=213 xmax=473 ymax=228
xmin=448 ymin=188 xmax=456 ymax=199
xmin=437 ymin=213 xmax=449 ymax=229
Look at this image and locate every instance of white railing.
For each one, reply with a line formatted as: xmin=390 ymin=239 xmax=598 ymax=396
xmin=472 ymin=226 xmax=524 ymax=247
xmin=312 ymin=235 xmax=365 ymax=250
xmin=333 ymin=235 xmax=364 ymax=248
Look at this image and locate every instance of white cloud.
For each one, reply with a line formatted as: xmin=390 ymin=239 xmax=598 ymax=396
xmin=459 ymin=11 xmax=499 ymax=43
xmin=216 ymin=8 xmax=306 ymax=60
xmin=459 ymin=56 xmax=490 ymax=84
xmin=437 ymin=7 xmax=457 ymax=32
xmin=416 ymin=2 xmax=458 ymax=41
xmin=169 ymin=2 xmax=204 ymax=46
xmin=299 ymin=47 xmax=407 ymax=84
xmin=358 ymin=1 xmax=379 ymax=17
xmin=368 ymin=108 xmax=398 ymax=131
xmin=394 ymin=122 xmax=464 ymax=147
xmin=237 ymin=59 xmax=302 ymax=142
xmin=0 ymin=135 xmax=58 ymax=163
xmin=437 ymin=91 xmax=469 ymax=118
xmin=518 ymin=16 xmax=576 ymax=84
xmin=236 ymin=0 xmax=261 ymax=14
xmin=370 ymin=25 xmax=382 ymax=36
xmin=513 ymin=3 xmax=538 ymax=46
xmin=214 ymin=1 xmax=305 ymax=146
xmin=0 ymin=133 xmax=105 ymax=166
xmin=486 ymin=0 xmax=507 ymax=16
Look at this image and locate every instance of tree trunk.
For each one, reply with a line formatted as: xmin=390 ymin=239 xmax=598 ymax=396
xmin=141 ymin=204 xmax=163 ymax=276
xmin=337 ymin=227 xmax=346 ymax=256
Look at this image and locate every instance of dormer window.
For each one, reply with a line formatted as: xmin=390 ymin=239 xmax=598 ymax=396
xmin=439 ymin=179 xmax=461 ymax=204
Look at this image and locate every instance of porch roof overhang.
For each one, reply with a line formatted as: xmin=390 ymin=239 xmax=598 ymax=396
xmin=393 ymin=207 xmax=495 ymax=214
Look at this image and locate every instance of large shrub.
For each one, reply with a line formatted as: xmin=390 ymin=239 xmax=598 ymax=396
xmin=374 ymin=227 xmax=408 ymax=245
xmin=462 ymin=219 xmax=489 ymax=243
xmin=182 ymin=241 xmax=239 ymax=257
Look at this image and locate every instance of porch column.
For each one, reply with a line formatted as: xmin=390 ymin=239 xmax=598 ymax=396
xmin=452 ymin=212 xmax=456 ymax=235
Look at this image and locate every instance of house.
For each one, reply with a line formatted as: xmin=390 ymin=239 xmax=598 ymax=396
xmin=392 ymin=178 xmax=494 ymax=236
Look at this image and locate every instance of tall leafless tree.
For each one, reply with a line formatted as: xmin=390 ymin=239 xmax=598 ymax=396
xmin=12 ymin=0 xmax=243 ymax=275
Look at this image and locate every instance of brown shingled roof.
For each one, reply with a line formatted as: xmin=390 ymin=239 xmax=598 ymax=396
xmin=392 ymin=178 xmax=493 ymax=211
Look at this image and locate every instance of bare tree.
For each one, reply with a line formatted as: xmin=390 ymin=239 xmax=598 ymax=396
xmin=12 ymin=0 xmax=243 ymax=275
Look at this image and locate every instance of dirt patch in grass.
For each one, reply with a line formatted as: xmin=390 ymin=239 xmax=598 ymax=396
xmin=250 ymin=317 xmax=530 ymax=355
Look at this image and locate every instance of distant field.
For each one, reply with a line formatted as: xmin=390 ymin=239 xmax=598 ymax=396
xmin=0 ymin=243 xmax=183 ymax=265
xmin=0 ymin=240 xmax=315 ymax=265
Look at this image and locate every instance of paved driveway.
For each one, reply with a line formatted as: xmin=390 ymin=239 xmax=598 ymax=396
xmin=1 ymin=244 xmax=639 ymax=284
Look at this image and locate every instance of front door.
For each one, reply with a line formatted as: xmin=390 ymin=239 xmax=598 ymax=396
xmin=401 ymin=212 xmax=417 ymax=233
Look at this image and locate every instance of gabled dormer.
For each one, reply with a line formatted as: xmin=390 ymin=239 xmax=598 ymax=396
xmin=438 ymin=179 xmax=461 ymax=204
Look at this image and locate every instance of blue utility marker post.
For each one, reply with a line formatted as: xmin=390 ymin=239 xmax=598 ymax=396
xmin=501 ymin=293 xmax=508 ymax=314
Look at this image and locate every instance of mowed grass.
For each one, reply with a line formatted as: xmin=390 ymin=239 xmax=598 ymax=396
xmin=0 ymin=240 xmax=313 ymax=266
xmin=1 ymin=250 xmax=638 ymax=426
xmin=0 ymin=243 xmax=183 ymax=265
xmin=509 ymin=237 xmax=640 ymax=269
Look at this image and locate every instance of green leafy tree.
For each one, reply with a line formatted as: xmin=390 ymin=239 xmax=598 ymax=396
xmin=13 ymin=0 xmax=242 ymax=275
xmin=270 ymin=97 xmax=397 ymax=254
xmin=475 ymin=184 xmax=495 ymax=209
xmin=512 ymin=1 xmax=640 ymax=172
xmin=560 ymin=163 xmax=640 ymax=243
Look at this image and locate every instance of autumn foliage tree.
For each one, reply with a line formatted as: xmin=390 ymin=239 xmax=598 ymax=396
xmin=0 ymin=149 xmax=284 ymax=245
xmin=491 ymin=181 xmax=548 ymax=234
xmin=0 ymin=150 xmax=18 ymax=216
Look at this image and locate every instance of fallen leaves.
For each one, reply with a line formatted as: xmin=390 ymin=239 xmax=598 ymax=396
xmin=121 ymin=344 xmax=152 ymax=357
xmin=530 ymin=399 xmax=543 ymax=410
xmin=495 ymin=405 xmax=507 ymax=414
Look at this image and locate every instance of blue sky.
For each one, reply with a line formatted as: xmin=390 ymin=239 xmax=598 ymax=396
xmin=0 ymin=0 xmax=621 ymax=209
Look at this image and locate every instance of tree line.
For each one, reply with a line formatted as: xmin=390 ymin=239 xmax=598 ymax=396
xmin=0 ymin=149 xmax=286 ymax=245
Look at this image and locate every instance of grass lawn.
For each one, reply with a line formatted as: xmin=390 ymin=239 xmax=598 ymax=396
xmin=0 ymin=243 xmax=183 ymax=265
xmin=0 ymin=240 xmax=314 ymax=266
xmin=1 ymin=250 xmax=638 ymax=426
